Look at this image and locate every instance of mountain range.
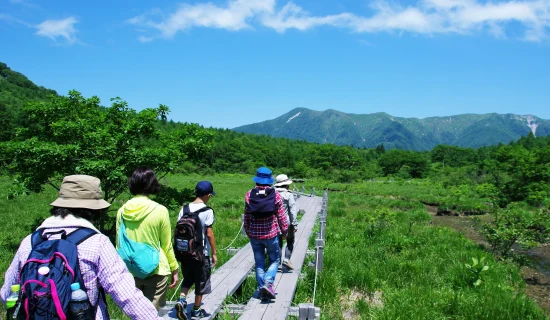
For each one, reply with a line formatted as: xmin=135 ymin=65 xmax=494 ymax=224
xmin=2 ymin=61 xmax=548 ymax=151
xmin=233 ymin=108 xmax=550 ymax=150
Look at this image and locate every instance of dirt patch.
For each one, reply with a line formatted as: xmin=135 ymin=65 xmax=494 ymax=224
xmin=340 ymin=290 xmax=383 ymax=319
xmin=426 ymin=204 xmax=550 ymax=315
xmin=427 ymin=205 xmax=491 ymax=246
xmin=522 ymin=267 xmax=550 ymax=312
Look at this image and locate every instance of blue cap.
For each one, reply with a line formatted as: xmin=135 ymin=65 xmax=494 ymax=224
xmin=195 ymin=181 xmax=215 ymax=197
xmin=70 ymin=283 xmax=81 ymax=291
xmin=252 ymin=167 xmax=274 ymax=185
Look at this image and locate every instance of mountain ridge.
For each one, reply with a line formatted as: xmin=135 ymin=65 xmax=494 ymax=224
xmin=233 ymin=108 xmax=550 ymax=150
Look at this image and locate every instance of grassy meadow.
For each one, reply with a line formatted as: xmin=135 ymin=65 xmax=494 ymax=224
xmin=0 ymin=174 xmax=254 ymax=319
xmin=1 ymin=175 xmax=548 ymax=319
xmin=291 ymin=186 xmax=546 ymax=319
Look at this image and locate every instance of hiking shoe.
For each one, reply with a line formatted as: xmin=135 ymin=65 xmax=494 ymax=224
xmin=258 ymin=288 xmax=269 ymax=301
xmin=260 ymin=284 xmax=276 ymax=300
xmin=175 ymin=298 xmax=188 ymax=320
xmin=190 ymin=307 xmax=209 ymax=320
xmin=282 ymin=259 xmax=294 ymax=270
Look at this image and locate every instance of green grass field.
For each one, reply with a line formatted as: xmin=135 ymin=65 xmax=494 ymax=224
xmin=1 ymin=174 xmax=547 ymax=319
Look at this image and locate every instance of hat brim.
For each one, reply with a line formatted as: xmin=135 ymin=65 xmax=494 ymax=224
xmin=274 ymin=179 xmax=293 ymax=187
xmin=50 ymin=197 xmax=111 ymax=210
xmin=196 ymin=190 xmax=216 ymax=196
xmin=252 ymin=176 xmax=274 ymax=185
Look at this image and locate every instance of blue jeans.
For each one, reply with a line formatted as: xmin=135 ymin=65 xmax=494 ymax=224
xmin=250 ymin=236 xmax=280 ymax=289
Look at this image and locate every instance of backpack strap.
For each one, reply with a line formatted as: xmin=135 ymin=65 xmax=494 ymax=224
xmin=183 ymin=204 xmax=191 ymax=215
xmin=31 ymin=229 xmax=46 ymax=248
xmin=182 ymin=204 xmax=213 ymax=216
xmin=191 ymin=206 xmax=213 ymax=215
xmin=65 ymin=228 xmax=108 ymax=314
xmin=65 ymin=227 xmax=98 ymax=245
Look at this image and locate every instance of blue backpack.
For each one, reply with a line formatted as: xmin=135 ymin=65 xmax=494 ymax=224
xmin=18 ymin=228 xmax=98 ymax=320
xmin=117 ymin=216 xmax=160 ymax=279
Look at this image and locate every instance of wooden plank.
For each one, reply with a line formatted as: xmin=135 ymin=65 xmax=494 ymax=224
xmin=239 ymin=196 xmax=323 ymax=320
xmin=159 ymin=242 xmax=255 ymax=319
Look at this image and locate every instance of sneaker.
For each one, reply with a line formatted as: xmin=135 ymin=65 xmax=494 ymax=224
xmin=260 ymin=284 xmax=276 ymax=300
xmin=174 ymin=298 xmax=188 ymax=320
xmin=282 ymin=259 xmax=294 ymax=270
xmin=190 ymin=307 xmax=209 ymax=320
xmin=258 ymin=288 xmax=269 ymax=302
xmin=278 ymin=264 xmax=283 ymax=272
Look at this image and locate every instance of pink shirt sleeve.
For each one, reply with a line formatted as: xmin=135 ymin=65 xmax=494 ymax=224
xmin=96 ymin=235 xmax=162 ymax=319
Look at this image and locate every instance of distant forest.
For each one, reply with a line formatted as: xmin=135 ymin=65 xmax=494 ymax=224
xmin=1 ymin=62 xmax=550 ymax=208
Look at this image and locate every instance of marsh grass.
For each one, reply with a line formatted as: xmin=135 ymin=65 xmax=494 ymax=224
xmin=0 ymin=174 xmax=255 ymax=318
xmin=1 ymin=175 xmax=546 ymax=319
xmin=291 ymin=190 xmax=546 ymax=319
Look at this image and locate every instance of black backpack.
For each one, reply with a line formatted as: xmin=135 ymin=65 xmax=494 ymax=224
xmin=18 ymin=228 xmax=99 ymax=320
xmin=174 ymin=205 xmax=211 ymax=262
xmin=247 ymin=187 xmax=277 ymax=218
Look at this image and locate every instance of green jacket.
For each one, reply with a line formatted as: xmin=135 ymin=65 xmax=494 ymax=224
xmin=116 ymin=195 xmax=178 ymax=276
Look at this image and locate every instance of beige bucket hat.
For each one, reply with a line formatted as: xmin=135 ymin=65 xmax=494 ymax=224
xmin=273 ymin=174 xmax=293 ymax=187
xmin=50 ymin=175 xmax=111 ymax=210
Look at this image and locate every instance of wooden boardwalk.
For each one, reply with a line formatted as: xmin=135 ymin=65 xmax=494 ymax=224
xmin=239 ymin=195 xmax=322 ymax=320
xmin=159 ymin=194 xmax=323 ymax=320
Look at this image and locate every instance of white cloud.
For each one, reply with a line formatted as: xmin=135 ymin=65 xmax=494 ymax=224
xmin=35 ymin=17 xmax=78 ymax=44
xmin=128 ymin=0 xmax=550 ymax=42
xmin=128 ymin=0 xmax=276 ymax=38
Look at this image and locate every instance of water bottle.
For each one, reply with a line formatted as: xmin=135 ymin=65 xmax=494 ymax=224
xmin=69 ymin=283 xmax=93 ymax=320
xmin=5 ymin=284 xmax=20 ymax=320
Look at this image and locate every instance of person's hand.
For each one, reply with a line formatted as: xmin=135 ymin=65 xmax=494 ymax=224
xmin=211 ymin=254 xmax=218 ymax=267
xmin=293 ymin=227 xmax=297 ymax=233
xmin=169 ymin=269 xmax=179 ymax=289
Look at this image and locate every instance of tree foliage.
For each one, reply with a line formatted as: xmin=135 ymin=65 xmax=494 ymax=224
xmin=1 ymin=90 xmax=213 ymax=211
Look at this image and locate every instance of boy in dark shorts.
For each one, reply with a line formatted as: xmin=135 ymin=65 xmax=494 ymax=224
xmin=175 ymin=181 xmax=218 ymax=320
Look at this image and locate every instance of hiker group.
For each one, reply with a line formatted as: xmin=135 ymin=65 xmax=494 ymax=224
xmin=1 ymin=166 xmax=298 ymax=320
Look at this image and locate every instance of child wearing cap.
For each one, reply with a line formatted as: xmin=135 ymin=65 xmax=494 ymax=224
xmin=174 ymin=181 xmax=217 ymax=320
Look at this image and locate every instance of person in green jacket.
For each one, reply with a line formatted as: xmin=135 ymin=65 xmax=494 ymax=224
xmin=116 ymin=167 xmax=179 ymax=310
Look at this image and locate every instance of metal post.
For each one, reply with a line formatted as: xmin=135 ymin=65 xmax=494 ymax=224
xmin=241 ymin=214 xmax=246 ymax=236
xmin=298 ymin=303 xmax=317 ymax=320
xmin=301 ymin=185 xmax=305 ymax=193
xmin=319 ymin=216 xmax=326 ymax=240
xmin=315 ymin=239 xmax=324 ymax=272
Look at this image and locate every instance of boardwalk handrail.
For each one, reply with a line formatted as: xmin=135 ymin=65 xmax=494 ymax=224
xmin=237 ymin=194 xmax=326 ymax=320
xmin=159 ymin=195 xmax=325 ymax=320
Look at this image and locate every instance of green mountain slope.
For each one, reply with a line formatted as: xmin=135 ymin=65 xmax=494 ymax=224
xmin=0 ymin=62 xmax=58 ymax=140
xmin=233 ymin=108 xmax=550 ymax=150
xmin=0 ymin=62 xmax=57 ymax=110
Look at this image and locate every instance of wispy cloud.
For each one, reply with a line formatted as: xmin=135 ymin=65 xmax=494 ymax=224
xmin=0 ymin=13 xmax=33 ymax=27
xmin=128 ymin=0 xmax=550 ymax=42
xmin=35 ymin=17 xmax=78 ymax=44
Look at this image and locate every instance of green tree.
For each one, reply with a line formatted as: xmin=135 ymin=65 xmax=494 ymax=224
xmin=378 ymin=149 xmax=429 ymax=178
xmin=0 ymin=102 xmax=13 ymax=141
xmin=1 ymin=90 xmax=213 ymax=230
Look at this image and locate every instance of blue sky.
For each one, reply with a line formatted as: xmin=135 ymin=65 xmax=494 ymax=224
xmin=1 ymin=0 xmax=549 ymax=129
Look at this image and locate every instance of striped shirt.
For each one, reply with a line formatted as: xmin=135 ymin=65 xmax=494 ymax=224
xmin=1 ymin=227 xmax=162 ymax=320
xmin=243 ymin=186 xmax=289 ymax=240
